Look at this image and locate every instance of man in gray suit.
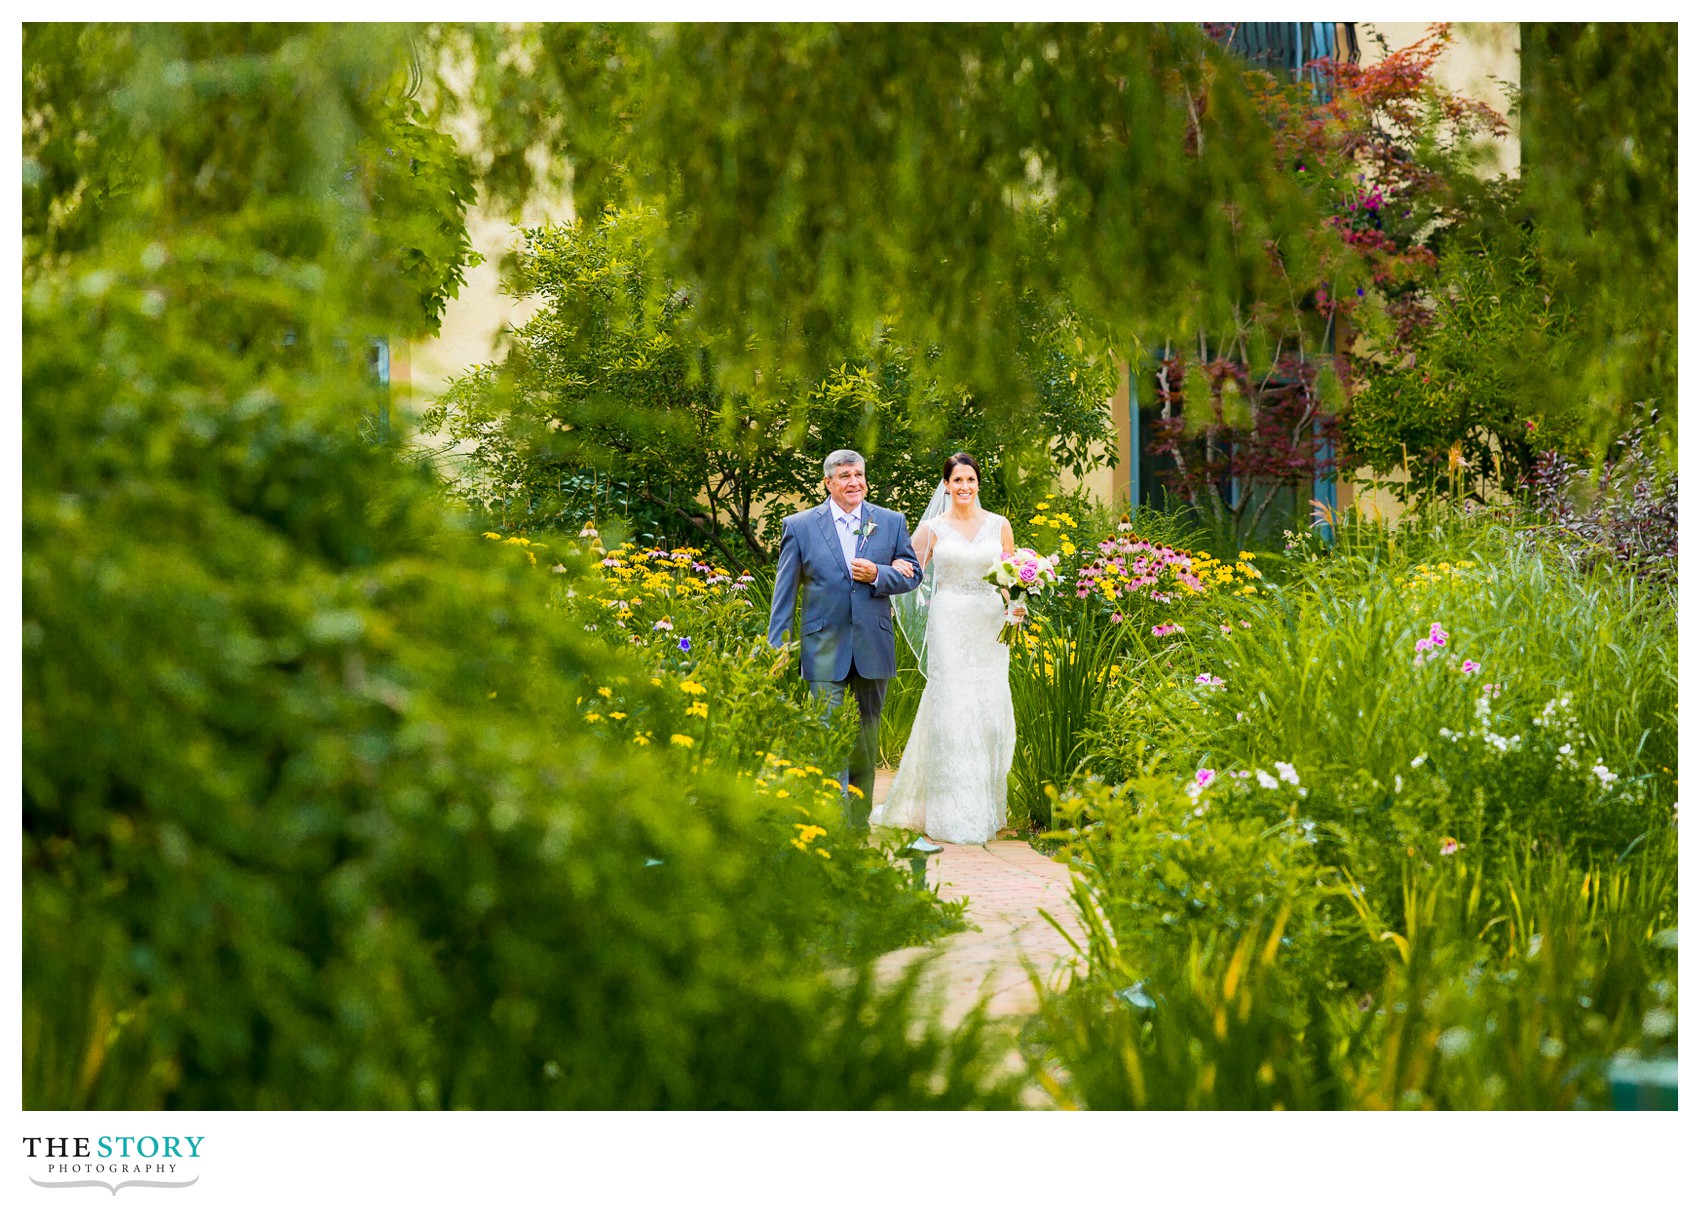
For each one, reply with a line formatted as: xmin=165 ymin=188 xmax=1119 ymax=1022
xmin=768 ymin=449 xmax=923 ymax=830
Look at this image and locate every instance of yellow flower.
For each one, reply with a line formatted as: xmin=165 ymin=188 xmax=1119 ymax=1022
xmin=814 ymin=849 xmax=831 ymax=859
xmin=650 ymin=677 xmax=664 ymax=687
xmin=609 ymin=711 xmax=628 ymax=720
xmin=670 ymin=734 xmax=695 ymax=748
xmin=846 ymin=784 xmax=865 ymax=799
xmin=686 ymin=701 xmax=708 ymax=718
xmin=483 ymin=532 xmax=503 ymax=540
xmin=793 ymin=823 xmax=827 ymax=844
xmin=597 ymin=686 xmax=612 ymax=698
xmin=775 ymin=789 xmax=790 ymax=798
xmin=679 ymin=680 xmax=708 ymax=695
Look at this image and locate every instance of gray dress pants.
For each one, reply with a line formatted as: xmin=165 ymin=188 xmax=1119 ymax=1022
xmin=807 ymin=661 xmax=888 ymax=832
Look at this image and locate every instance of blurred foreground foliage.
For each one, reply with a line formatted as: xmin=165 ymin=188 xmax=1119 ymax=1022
xmin=447 ymin=22 xmax=1321 ymax=423
xmin=23 ymin=23 xmax=1017 ymax=1109
xmin=1519 ymin=22 xmax=1676 ymax=452
xmin=445 ymin=20 xmax=1674 ymax=463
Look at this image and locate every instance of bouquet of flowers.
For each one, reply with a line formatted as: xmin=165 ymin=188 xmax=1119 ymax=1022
xmin=986 ymin=547 xmax=1059 ymax=643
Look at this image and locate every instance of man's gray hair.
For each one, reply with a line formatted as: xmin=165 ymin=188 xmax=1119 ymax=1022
xmin=822 ymin=449 xmax=865 ymax=479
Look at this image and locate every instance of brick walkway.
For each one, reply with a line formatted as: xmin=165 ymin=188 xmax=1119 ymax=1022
xmin=869 ymin=769 xmax=1084 ymax=1027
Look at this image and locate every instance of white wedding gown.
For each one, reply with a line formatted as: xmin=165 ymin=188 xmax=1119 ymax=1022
xmin=872 ymin=512 xmax=1016 ymax=844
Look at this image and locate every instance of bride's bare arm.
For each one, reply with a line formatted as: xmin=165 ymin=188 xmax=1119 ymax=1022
xmin=896 ymin=519 xmax=934 ymax=577
xmin=999 ymin=517 xmax=1027 ymax=619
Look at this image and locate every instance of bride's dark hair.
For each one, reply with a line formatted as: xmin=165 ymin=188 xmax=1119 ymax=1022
xmin=942 ymin=451 xmax=981 ymax=480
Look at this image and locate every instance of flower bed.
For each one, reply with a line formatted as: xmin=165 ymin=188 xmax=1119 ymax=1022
xmin=1029 ymin=508 xmax=1677 ymax=1109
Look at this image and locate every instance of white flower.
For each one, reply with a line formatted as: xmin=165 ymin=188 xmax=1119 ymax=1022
xmin=1411 ymin=753 xmax=1427 ymax=768
xmin=1275 ymin=761 xmax=1299 ymax=785
xmin=1394 ymin=774 xmax=1403 ymax=793
xmin=1592 ymin=763 xmax=1617 ymax=789
xmin=1256 ymin=769 xmax=1279 ymax=790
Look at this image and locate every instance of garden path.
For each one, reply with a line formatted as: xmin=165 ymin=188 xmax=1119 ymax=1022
xmin=869 ymin=769 xmax=1083 ymax=1028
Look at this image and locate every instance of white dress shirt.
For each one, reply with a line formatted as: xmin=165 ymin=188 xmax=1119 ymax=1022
xmin=828 ymin=500 xmax=863 ymax=573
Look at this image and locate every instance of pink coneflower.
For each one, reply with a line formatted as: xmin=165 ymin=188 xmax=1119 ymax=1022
xmin=1439 ymin=837 xmax=1462 ymax=856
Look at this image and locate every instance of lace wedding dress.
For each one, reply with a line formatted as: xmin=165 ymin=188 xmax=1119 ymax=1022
xmin=871 ymin=512 xmax=1015 ymax=844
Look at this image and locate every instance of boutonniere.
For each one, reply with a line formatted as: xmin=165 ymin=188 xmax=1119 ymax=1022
xmin=851 ymin=516 xmax=878 ymax=541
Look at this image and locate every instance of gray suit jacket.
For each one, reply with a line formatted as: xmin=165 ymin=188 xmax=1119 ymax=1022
xmin=766 ymin=501 xmax=923 ymax=682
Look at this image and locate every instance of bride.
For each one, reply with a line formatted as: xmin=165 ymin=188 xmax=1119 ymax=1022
xmin=871 ymin=452 xmax=1020 ymax=845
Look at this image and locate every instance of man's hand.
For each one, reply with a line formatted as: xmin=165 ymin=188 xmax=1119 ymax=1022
xmin=891 ymin=558 xmax=917 ymax=579
xmin=849 ymin=557 xmax=878 ymax=584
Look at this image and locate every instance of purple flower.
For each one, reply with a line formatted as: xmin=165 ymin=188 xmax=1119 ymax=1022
xmin=679 ymin=637 xmax=692 ymax=654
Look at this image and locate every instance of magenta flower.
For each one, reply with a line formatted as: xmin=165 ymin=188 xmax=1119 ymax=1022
xmin=1196 ymin=768 xmax=1216 ymax=787
xmin=1460 ymin=659 xmax=1480 ymax=675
